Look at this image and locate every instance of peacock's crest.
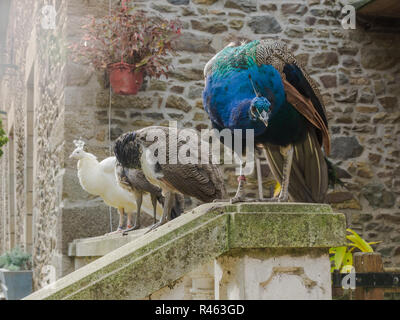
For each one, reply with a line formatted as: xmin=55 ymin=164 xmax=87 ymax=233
xmin=73 ymin=138 xmax=85 ymax=150
xmin=211 ymin=40 xmax=259 ymax=77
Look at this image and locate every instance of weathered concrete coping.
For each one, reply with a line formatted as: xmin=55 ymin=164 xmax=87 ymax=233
xmin=25 ymin=202 xmax=346 ymax=300
xmin=68 ymin=229 xmax=148 ymax=257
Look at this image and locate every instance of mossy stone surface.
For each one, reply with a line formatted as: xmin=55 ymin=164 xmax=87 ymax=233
xmin=25 ymin=202 xmax=345 ymax=300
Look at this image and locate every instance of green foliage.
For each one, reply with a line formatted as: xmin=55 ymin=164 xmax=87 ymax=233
xmin=0 ymin=117 xmax=8 ymax=158
xmin=330 ymin=228 xmax=381 ymax=273
xmin=69 ymin=6 xmax=182 ymax=78
xmin=0 ymin=247 xmax=32 ymax=271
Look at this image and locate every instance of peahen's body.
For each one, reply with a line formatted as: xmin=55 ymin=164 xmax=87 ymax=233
xmin=114 ymin=127 xmax=227 ymax=232
xmin=203 ymin=40 xmax=331 ymax=203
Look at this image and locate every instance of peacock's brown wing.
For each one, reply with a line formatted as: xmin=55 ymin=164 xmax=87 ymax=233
xmin=256 ymin=40 xmax=331 ymax=155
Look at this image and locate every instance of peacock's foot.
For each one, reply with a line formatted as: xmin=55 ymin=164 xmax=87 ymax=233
xmin=145 ymin=220 xmax=168 ymax=234
xmin=105 ymin=226 xmax=124 ymax=236
xmin=122 ymin=224 xmax=140 ymax=236
xmin=214 ymin=197 xmax=281 ymax=204
xmin=213 ymin=198 xmax=229 ymax=203
xmin=230 ymin=196 xmax=249 ymax=204
xmin=257 ymin=196 xmax=289 ymax=202
xmin=212 ymin=196 xmax=247 ymax=204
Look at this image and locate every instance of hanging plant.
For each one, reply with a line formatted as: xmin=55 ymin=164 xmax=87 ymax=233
xmin=0 ymin=117 xmax=8 ymax=158
xmin=69 ymin=6 xmax=182 ymax=95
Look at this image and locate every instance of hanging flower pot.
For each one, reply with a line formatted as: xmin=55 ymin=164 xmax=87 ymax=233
xmin=69 ymin=6 xmax=182 ymax=96
xmin=107 ymin=62 xmax=144 ymax=95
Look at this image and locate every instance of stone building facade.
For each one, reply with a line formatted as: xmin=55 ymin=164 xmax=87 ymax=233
xmin=0 ymin=0 xmax=399 ymax=290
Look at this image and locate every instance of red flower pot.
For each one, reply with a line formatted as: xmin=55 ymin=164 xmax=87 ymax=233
xmin=107 ymin=62 xmax=144 ymax=95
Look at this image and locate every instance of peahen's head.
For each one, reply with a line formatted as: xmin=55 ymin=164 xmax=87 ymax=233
xmin=249 ymin=96 xmax=272 ymax=127
xmin=114 ymin=131 xmax=142 ymax=169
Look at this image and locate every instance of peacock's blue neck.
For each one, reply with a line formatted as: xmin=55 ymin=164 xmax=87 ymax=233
xmin=203 ymin=63 xmax=285 ymax=138
xmin=226 ymin=98 xmax=267 ymax=136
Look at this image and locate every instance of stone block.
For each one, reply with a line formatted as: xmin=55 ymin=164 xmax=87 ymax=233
xmin=248 ymin=16 xmax=282 ymax=34
xmin=225 ymin=0 xmax=257 ymax=13
xmin=330 ymin=136 xmax=364 ymax=160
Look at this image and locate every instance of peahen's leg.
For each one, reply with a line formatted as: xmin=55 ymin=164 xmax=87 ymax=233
xmin=123 ymin=193 xmax=142 ymax=235
xmin=150 ymin=193 xmax=158 ymax=224
xmin=146 ymin=191 xmax=174 ymax=233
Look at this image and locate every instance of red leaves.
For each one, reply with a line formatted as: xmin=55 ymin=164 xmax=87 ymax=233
xmin=69 ymin=6 xmax=182 ymax=79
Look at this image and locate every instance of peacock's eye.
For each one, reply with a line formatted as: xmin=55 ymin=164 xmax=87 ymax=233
xmin=249 ymin=105 xmax=257 ymax=121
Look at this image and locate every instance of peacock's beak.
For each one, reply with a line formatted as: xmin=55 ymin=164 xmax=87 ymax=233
xmin=249 ymin=105 xmax=270 ymax=127
xmin=258 ymin=110 xmax=269 ymax=127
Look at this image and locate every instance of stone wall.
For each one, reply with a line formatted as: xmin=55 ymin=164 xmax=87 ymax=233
xmin=0 ymin=0 xmax=36 ymax=254
xmin=87 ymin=0 xmax=400 ymax=266
xmin=0 ymin=0 xmax=122 ymax=289
xmin=0 ymin=0 xmax=399 ymax=291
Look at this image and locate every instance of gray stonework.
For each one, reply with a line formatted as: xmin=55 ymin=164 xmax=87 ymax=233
xmin=25 ymin=203 xmax=345 ymax=300
xmin=0 ymin=0 xmax=399 ymax=291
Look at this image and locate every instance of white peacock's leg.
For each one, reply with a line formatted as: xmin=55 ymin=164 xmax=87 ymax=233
xmin=278 ymin=144 xmax=294 ymax=202
xmin=106 ymin=208 xmax=124 ymax=235
xmin=118 ymin=208 xmax=124 ymax=230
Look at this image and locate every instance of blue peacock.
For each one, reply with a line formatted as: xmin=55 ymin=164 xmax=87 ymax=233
xmin=203 ymin=40 xmax=331 ymax=203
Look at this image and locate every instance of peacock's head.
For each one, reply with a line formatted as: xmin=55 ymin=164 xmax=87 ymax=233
xmin=249 ymin=96 xmax=272 ymax=127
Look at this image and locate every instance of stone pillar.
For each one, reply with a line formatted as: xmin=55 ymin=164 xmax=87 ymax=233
xmin=215 ymin=248 xmax=331 ymax=300
xmin=212 ymin=202 xmax=344 ymax=300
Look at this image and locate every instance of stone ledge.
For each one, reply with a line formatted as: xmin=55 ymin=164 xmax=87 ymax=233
xmin=25 ymin=202 xmax=345 ymax=300
xmin=68 ymin=229 xmax=147 ymax=257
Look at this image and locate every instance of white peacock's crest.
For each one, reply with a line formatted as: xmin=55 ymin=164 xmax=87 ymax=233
xmin=73 ymin=138 xmax=85 ymax=150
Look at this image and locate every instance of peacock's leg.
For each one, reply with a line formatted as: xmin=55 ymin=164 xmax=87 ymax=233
xmin=213 ymin=155 xmax=264 ymax=203
xmin=123 ymin=193 xmax=142 ymax=235
xmin=277 ymin=144 xmax=293 ymax=202
xmin=248 ymin=145 xmax=293 ymax=203
xmin=255 ymin=150 xmax=264 ymax=200
xmin=146 ymin=191 xmax=174 ymax=233
xmin=230 ymin=158 xmax=247 ymax=204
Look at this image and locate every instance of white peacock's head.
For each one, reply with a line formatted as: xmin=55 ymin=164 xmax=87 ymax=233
xmin=69 ymin=139 xmax=86 ymax=159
